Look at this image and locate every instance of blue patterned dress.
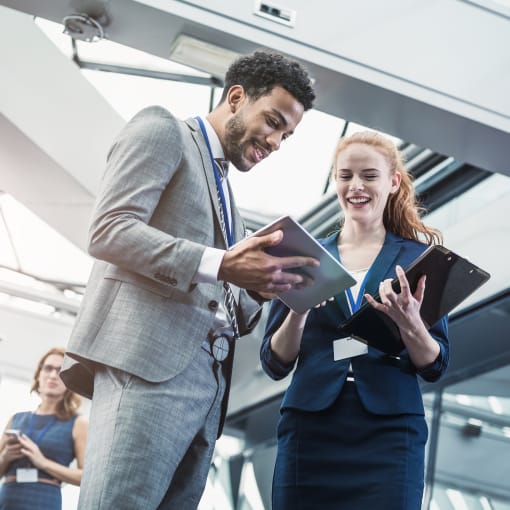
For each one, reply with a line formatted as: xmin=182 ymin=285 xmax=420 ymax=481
xmin=0 ymin=412 xmax=77 ymax=510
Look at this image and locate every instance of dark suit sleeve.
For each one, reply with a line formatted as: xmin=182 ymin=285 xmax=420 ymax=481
xmin=260 ymin=300 xmax=297 ymax=380
xmin=415 ymin=315 xmax=449 ymax=382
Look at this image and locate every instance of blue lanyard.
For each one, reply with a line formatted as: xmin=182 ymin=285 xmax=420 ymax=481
xmin=338 ymin=248 xmax=373 ymax=314
xmin=25 ymin=413 xmax=57 ymax=445
xmin=195 ymin=116 xmax=234 ymax=247
xmin=345 ymin=269 xmax=372 ymax=314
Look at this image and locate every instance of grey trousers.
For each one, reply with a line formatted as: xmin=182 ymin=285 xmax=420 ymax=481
xmin=77 ymin=345 xmax=225 ymax=509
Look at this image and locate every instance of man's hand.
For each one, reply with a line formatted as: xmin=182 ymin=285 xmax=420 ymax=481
xmin=218 ymin=230 xmax=320 ymax=293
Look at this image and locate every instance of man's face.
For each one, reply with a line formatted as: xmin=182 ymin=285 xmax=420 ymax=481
xmin=222 ymin=86 xmax=305 ymax=172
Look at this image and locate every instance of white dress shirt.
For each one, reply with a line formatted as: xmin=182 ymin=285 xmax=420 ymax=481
xmin=192 ymin=117 xmax=239 ymax=332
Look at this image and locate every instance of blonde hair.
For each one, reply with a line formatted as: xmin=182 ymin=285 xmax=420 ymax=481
xmin=31 ymin=347 xmax=81 ymax=420
xmin=333 ymin=131 xmax=442 ymax=245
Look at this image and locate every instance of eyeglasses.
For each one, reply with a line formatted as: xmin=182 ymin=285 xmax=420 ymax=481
xmin=40 ymin=364 xmax=62 ymax=375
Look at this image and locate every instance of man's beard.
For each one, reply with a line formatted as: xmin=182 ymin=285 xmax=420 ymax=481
xmin=223 ymin=112 xmax=251 ymax=172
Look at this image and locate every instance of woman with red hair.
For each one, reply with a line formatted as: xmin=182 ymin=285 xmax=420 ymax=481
xmin=261 ymin=131 xmax=449 ymax=510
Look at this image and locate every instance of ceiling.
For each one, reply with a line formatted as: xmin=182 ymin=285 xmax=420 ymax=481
xmin=2 ymin=0 xmax=510 ymax=175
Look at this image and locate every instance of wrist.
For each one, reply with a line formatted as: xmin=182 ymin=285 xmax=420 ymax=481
xmin=401 ymin=319 xmax=428 ymax=342
xmin=217 ymin=250 xmax=232 ymax=282
xmin=35 ymin=456 xmax=49 ymax=471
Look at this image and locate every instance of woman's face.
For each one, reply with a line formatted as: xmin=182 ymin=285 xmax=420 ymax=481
xmin=37 ymin=353 xmax=66 ymax=400
xmin=334 ymin=143 xmax=401 ymax=227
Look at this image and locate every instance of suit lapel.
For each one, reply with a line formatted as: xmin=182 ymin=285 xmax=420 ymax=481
xmin=186 ymin=118 xmax=228 ymax=249
xmin=363 ymin=231 xmax=404 ymax=298
xmin=226 ymin=181 xmax=245 ymax=242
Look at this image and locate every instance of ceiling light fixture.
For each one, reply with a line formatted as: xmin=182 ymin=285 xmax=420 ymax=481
xmin=169 ymin=34 xmax=241 ymax=80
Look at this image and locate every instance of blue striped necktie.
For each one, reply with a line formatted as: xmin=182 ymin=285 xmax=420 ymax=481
xmin=214 ymin=159 xmax=240 ymax=340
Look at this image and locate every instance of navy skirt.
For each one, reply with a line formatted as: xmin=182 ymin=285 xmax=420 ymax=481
xmin=273 ymin=381 xmax=428 ymax=510
xmin=0 ymin=482 xmax=61 ymax=510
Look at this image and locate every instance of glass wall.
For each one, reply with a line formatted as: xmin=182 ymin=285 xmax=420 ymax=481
xmin=423 ymin=366 xmax=510 ymax=510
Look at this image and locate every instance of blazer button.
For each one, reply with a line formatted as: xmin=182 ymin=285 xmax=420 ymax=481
xmin=169 ymin=277 xmax=177 ymax=286
xmin=208 ymin=300 xmax=219 ymax=311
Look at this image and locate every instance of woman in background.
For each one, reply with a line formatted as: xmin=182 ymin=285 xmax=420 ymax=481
xmin=261 ymin=131 xmax=449 ymax=510
xmin=0 ymin=346 xmax=88 ymax=510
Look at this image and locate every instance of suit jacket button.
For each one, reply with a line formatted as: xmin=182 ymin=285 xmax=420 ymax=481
xmin=208 ymin=300 xmax=218 ymax=311
xmin=169 ymin=278 xmax=177 ymax=286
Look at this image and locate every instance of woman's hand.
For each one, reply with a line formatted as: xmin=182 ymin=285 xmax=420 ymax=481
xmin=0 ymin=440 xmax=24 ymax=465
xmin=365 ymin=264 xmax=440 ymax=368
xmin=365 ymin=265 xmax=426 ymax=334
xmin=18 ymin=434 xmax=48 ymax=471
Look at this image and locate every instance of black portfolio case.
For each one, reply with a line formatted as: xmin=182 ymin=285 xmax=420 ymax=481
xmin=340 ymin=245 xmax=491 ymax=354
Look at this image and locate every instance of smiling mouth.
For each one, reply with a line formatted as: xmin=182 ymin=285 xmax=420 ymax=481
xmin=347 ymin=197 xmax=370 ymax=204
xmin=253 ymin=141 xmax=269 ymax=162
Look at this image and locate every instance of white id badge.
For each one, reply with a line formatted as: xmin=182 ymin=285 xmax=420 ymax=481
xmin=16 ymin=468 xmax=38 ymax=483
xmin=333 ymin=336 xmax=368 ymax=361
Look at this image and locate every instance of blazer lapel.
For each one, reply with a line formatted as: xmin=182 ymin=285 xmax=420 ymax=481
xmin=186 ymin=118 xmax=228 ymax=249
xmin=322 ymin=233 xmax=351 ymax=320
xmin=362 ymin=231 xmax=404 ymax=298
xmin=227 ymin=181 xmax=245 ymax=242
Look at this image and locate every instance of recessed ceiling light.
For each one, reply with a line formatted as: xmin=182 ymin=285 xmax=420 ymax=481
xmin=169 ymin=34 xmax=240 ymax=80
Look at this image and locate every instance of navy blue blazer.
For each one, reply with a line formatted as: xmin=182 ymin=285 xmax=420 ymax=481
xmin=260 ymin=231 xmax=449 ymax=416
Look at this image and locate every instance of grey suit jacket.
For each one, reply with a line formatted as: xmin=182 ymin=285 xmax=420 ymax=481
xmin=61 ymin=106 xmax=262 ymax=398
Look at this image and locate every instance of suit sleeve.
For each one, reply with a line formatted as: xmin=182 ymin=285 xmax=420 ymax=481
xmin=260 ymin=299 xmax=297 ymax=380
xmin=87 ymin=106 xmax=205 ymax=293
xmin=416 ymin=315 xmax=449 ymax=382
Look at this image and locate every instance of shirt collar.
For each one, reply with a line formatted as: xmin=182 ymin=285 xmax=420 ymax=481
xmin=202 ymin=117 xmax=228 ymax=178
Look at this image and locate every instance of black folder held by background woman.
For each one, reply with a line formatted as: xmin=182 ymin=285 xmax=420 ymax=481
xmin=340 ymin=245 xmax=490 ymax=355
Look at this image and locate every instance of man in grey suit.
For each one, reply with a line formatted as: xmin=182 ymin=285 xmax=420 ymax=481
xmin=60 ymin=51 xmax=316 ymax=509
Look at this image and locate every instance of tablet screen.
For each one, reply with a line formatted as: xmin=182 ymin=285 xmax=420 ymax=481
xmin=250 ymin=216 xmax=356 ymax=313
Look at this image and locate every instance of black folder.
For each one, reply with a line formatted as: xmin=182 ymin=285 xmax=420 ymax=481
xmin=340 ymin=245 xmax=490 ymax=355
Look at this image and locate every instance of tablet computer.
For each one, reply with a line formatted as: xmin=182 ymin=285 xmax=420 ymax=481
xmin=249 ymin=215 xmax=356 ymax=313
xmin=340 ymin=245 xmax=491 ymax=354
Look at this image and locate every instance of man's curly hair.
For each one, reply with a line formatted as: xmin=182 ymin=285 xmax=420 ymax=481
xmin=220 ymin=50 xmax=315 ymax=111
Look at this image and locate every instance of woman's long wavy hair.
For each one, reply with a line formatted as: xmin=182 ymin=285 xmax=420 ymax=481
xmin=333 ymin=131 xmax=442 ymax=245
xmin=31 ymin=347 xmax=81 ymax=420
